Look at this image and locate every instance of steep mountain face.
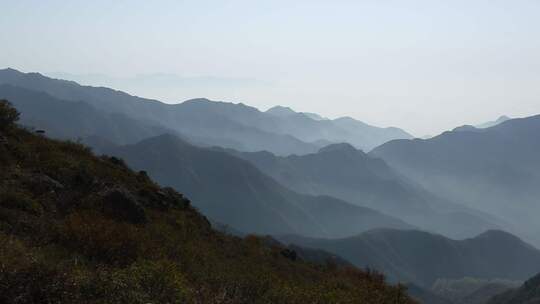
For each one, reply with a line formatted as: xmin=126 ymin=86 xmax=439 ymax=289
xmin=371 ymin=116 xmax=540 ymax=245
xmin=0 ymin=68 xmax=412 ymax=153
xmin=279 ymin=229 xmax=540 ymax=288
xmin=0 ymin=107 xmax=416 ymax=303
xmin=102 ymin=134 xmax=412 ymax=237
xmin=229 ymin=143 xmax=502 ymax=239
xmin=488 ymin=273 xmax=540 ymax=304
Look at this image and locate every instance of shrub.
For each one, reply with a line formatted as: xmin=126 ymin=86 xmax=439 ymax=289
xmin=0 ymin=100 xmax=19 ymax=130
xmin=0 ymin=190 xmax=43 ymax=215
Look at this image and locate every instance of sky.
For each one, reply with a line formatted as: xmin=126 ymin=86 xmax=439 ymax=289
xmin=1 ymin=0 xmax=540 ymax=136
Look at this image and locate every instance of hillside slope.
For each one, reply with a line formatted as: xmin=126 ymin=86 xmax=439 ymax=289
xmin=0 ymin=100 xmax=416 ymax=303
xmin=279 ymin=229 xmax=540 ymax=288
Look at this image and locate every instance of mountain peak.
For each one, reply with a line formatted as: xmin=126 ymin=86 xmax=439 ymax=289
xmin=318 ymin=142 xmax=359 ymax=154
xmin=452 ymin=125 xmax=478 ymax=132
xmin=334 ymin=116 xmax=357 ymax=123
xmin=266 ymin=105 xmax=296 ymax=117
xmin=1 ymin=67 xmax=21 ymax=73
xmin=497 ymin=115 xmax=511 ymax=122
xmin=301 ymin=112 xmax=327 ymax=121
xmin=0 ymin=67 xmax=24 ymax=81
xmin=141 ymin=133 xmax=189 ymax=146
xmin=182 ymin=97 xmax=213 ymax=104
xmin=475 ymin=229 xmax=523 ymax=241
xmin=476 ymin=115 xmax=512 ymax=128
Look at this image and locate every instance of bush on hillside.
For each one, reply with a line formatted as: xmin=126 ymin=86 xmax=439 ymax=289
xmin=0 ymin=99 xmax=19 ymax=130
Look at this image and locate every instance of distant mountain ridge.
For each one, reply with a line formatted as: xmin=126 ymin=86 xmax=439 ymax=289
xmin=371 ymin=115 xmax=540 ymax=245
xmin=0 ymin=68 xmax=413 ymax=153
xmin=227 ymin=142 xmax=503 ymax=239
xmin=487 ymin=273 xmax=540 ymax=304
xmin=0 ymin=84 xmax=177 ymax=145
xmin=476 ymin=115 xmax=511 ymax=129
xmin=279 ymin=229 xmax=540 ymax=288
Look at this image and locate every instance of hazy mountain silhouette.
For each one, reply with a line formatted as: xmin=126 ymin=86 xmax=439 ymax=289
xmin=266 ymin=105 xmax=297 ymax=117
xmin=0 ymin=68 xmax=320 ymax=155
xmin=431 ymin=277 xmax=521 ymax=304
xmin=0 ymin=84 xmax=178 ymax=145
xmin=227 ymin=142 xmax=503 ymax=239
xmin=279 ymin=229 xmax=540 ymax=288
xmin=264 ymin=106 xmax=413 ymax=151
xmin=100 ymin=134 xmax=412 ymax=237
xmin=300 ymin=112 xmax=328 ymax=121
xmin=476 ymin=115 xmax=511 ymax=129
xmin=487 ymin=273 xmax=540 ymax=304
xmin=0 ymin=68 xmax=412 ymax=153
xmin=371 ymin=115 xmax=540 ymax=245
xmin=406 ymin=284 xmax=454 ymax=304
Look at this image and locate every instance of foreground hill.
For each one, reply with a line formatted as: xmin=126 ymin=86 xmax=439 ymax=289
xmin=0 ymin=101 xmax=416 ymax=303
xmin=230 ymin=143 xmax=502 ymax=239
xmin=102 ymin=133 xmax=412 ymax=237
xmin=0 ymin=68 xmax=412 ymax=153
xmin=279 ymin=229 xmax=540 ymax=288
xmin=488 ymin=273 xmax=540 ymax=304
xmin=371 ymin=115 xmax=540 ymax=245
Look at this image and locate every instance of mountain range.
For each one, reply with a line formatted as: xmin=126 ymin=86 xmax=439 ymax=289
xmin=226 ymin=143 xmax=503 ymax=239
xmin=0 ymin=81 xmax=424 ymax=240
xmin=0 ymin=81 xmax=501 ymax=241
xmin=0 ymin=68 xmax=413 ymax=154
xmin=0 ymin=84 xmax=177 ymax=145
xmin=476 ymin=115 xmax=511 ymax=129
xmin=371 ymin=116 xmax=540 ymax=245
xmin=488 ymin=272 xmax=540 ymax=304
xmin=279 ymin=229 xmax=540 ymax=288
xmin=100 ymin=133 xmax=412 ymax=237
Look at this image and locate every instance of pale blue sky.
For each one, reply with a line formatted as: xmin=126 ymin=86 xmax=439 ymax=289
xmin=1 ymin=0 xmax=540 ymax=135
